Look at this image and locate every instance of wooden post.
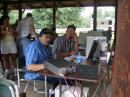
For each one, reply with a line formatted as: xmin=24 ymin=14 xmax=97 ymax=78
xmin=111 ymin=0 xmax=130 ymax=97
xmin=18 ymin=3 xmax=22 ymax=21
xmin=93 ymin=0 xmax=97 ymax=31
xmin=53 ymin=0 xmax=57 ymax=32
xmin=2 ymin=1 xmax=8 ymax=16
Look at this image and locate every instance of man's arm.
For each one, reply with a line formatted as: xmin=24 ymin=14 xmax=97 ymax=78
xmin=29 ymin=24 xmax=36 ymax=35
xmin=25 ymin=43 xmax=44 ymax=71
xmin=28 ymin=17 xmax=36 ymax=36
xmin=26 ymin=64 xmax=44 ymax=71
xmin=70 ymin=33 xmax=79 ymax=55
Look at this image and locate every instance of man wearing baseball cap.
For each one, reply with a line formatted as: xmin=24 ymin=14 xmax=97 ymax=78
xmin=24 ymin=28 xmax=53 ymax=79
xmin=24 ymin=28 xmax=57 ymax=96
xmin=24 ymin=28 xmax=71 ymax=97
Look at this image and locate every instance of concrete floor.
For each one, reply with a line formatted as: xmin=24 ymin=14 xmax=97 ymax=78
xmin=19 ymin=80 xmax=111 ymax=97
xmin=19 ymin=81 xmax=49 ymax=97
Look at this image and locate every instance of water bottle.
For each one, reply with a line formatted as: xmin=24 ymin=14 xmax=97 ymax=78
xmin=99 ymin=39 xmax=108 ymax=63
xmin=75 ymin=52 xmax=82 ymax=64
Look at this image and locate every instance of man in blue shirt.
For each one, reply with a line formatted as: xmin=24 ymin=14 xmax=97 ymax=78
xmin=24 ymin=28 xmax=60 ymax=90
xmin=24 ymin=28 xmax=74 ymax=97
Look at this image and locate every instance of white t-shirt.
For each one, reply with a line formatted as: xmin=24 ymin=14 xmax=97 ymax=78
xmin=16 ymin=17 xmax=34 ymax=38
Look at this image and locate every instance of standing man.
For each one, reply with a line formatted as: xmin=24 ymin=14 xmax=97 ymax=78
xmin=16 ymin=13 xmax=36 ymax=67
xmin=53 ymin=24 xmax=79 ymax=59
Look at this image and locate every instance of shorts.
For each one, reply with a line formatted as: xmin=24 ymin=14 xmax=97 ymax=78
xmin=1 ymin=40 xmax=17 ymax=54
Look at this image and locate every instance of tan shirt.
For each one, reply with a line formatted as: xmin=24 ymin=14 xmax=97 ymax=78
xmin=1 ymin=26 xmax=15 ymax=42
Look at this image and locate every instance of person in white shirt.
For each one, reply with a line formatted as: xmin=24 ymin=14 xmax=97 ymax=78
xmin=16 ymin=13 xmax=36 ymax=67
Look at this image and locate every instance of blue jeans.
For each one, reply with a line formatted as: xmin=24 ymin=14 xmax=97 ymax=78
xmin=17 ymin=37 xmax=32 ymax=67
xmin=17 ymin=37 xmax=32 ymax=57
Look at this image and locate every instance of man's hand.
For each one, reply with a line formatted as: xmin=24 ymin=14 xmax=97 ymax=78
xmin=70 ymin=51 xmax=77 ymax=55
xmin=72 ymin=32 xmax=79 ymax=53
xmin=72 ymin=33 xmax=78 ymax=42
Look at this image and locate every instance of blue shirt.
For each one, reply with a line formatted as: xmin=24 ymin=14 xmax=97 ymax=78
xmin=24 ymin=39 xmax=53 ymax=80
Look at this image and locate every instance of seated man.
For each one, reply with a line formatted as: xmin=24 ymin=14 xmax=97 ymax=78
xmin=53 ymin=24 xmax=79 ymax=59
xmin=24 ymin=28 xmax=72 ymax=96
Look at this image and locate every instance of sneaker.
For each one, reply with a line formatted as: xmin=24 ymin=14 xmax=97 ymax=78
xmin=49 ymin=89 xmax=55 ymax=97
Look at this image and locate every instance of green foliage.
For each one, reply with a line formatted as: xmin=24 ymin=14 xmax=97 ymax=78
xmin=97 ymin=7 xmax=115 ymax=19
xmin=97 ymin=8 xmax=103 ymax=19
xmin=56 ymin=7 xmax=85 ymax=28
xmin=83 ymin=12 xmax=93 ymax=28
xmin=8 ymin=10 xmax=18 ymax=25
xmin=103 ymin=10 xmax=115 ymax=18
xmin=32 ymin=8 xmax=53 ymax=28
xmin=0 ymin=10 xmax=18 ymax=25
xmin=32 ymin=7 xmax=86 ymax=28
xmin=5 ymin=7 xmax=115 ymax=29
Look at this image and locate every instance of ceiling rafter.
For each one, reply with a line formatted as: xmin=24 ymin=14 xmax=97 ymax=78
xmin=0 ymin=0 xmax=116 ymax=10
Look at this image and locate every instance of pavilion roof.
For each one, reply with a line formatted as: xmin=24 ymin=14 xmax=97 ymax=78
xmin=0 ymin=0 xmax=116 ymax=10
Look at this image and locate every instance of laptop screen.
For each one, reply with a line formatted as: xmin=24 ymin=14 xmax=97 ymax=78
xmin=87 ymin=40 xmax=100 ymax=61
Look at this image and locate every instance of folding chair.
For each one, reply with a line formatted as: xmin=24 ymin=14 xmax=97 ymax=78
xmin=16 ymin=61 xmax=48 ymax=97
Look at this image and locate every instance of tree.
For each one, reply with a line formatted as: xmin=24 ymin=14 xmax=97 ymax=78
xmin=103 ymin=10 xmax=115 ymax=18
xmin=56 ymin=7 xmax=85 ymax=28
xmin=97 ymin=8 xmax=103 ymax=19
xmin=97 ymin=7 xmax=115 ymax=19
xmin=32 ymin=8 xmax=53 ymax=28
xmin=32 ymin=7 xmax=85 ymax=28
xmin=8 ymin=10 xmax=18 ymax=25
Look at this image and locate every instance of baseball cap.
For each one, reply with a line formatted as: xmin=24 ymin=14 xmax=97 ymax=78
xmin=39 ymin=28 xmax=51 ymax=36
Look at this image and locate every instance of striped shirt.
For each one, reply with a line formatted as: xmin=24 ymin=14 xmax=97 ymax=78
xmin=52 ymin=34 xmax=75 ymax=59
xmin=24 ymin=38 xmax=53 ymax=80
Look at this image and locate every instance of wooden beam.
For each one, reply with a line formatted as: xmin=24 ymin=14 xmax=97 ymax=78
xmin=52 ymin=0 xmax=56 ymax=31
xmin=0 ymin=0 xmax=76 ymax=4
